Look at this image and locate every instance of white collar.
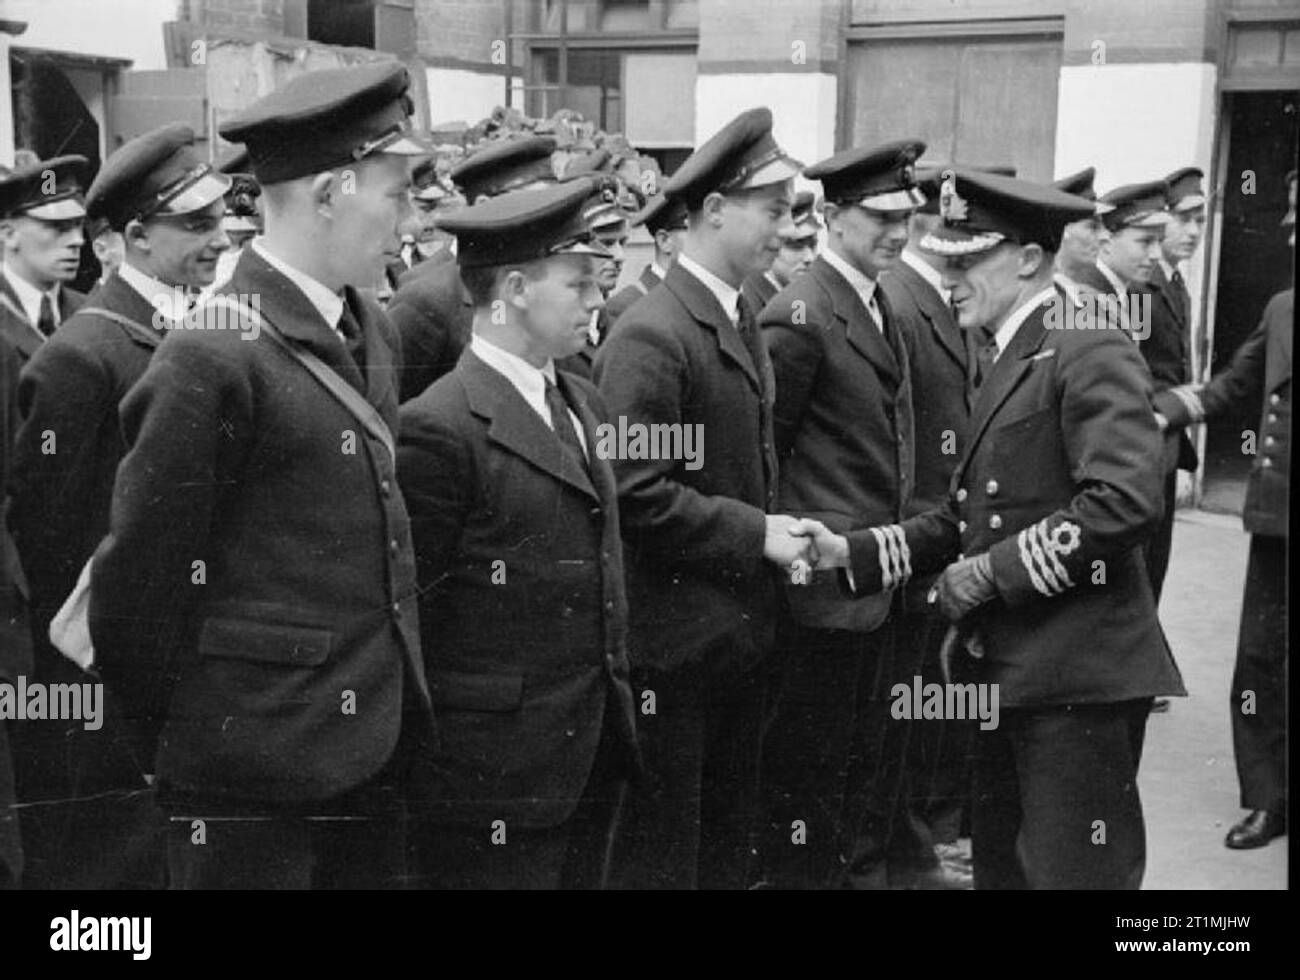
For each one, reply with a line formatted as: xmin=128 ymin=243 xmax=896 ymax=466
xmin=901 ymin=247 xmax=949 ymax=303
xmin=650 ymin=261 xmax=669 ymax=280
xmin=1158 ymin=257 xmax=1178 ymax=281
xmin=470 ymin=333 xmax=587 ymax=452
xmin=3 ymin=266 xmax=61 ymax=333
xmin=822 ymin=247 xmax=878 ymax=307
xmin=251 ymin=239 xmax=344 ymax=336
xmin=764 ymin=270 xmax=783 ymax=292
xmin=118 ymin=260 xmax=190 ymax=324
xmin=676 ymin=252 xmax=740 ymax=325
xmin=993 ymin=285 xmax=1058 ymax=359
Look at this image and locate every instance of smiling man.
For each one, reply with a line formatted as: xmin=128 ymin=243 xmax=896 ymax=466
xmin=1075 ymin=180 xmax=1171 ymax=340
xmin=6 ymin=124 xmax=230 ymax=889
xmin=789 ymin=170 xmax=1186 ymax=890
xmin=757 ymin=139 xmax=950 ymax=890
xmin=594 ymin=107 xmax=807 ymax=889
xmin=86 ymin=63 xmax=435 ymax=889
xmin=398 ymin=178 xmax=639 ymax=889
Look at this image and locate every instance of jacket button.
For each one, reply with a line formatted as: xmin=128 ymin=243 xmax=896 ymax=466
xmin=956 ymin=488 xmax=968 ymax=502
xmin=989 ymin=514 xmax=1003 ymax=529
xmin=605 ymin=600 xmax=614 ymax=611
xmin=1265 ymin=436 xmax=1276 ymax=447
xmin=1270 ymin=393 xmax=1280 ymax=405
xmin=1268 ymin=413 xmax=1278 ymax=424
xmin=958 ymin=520 xmax=967 ymax=533
xmin=390 ymin=538 xmax=400 ymax=555
xmin=390 ymin=601 xmax=401 ymax=617
xmin=1261 ymin=457 xmax=1273 ymax=468
xmin=379 ymin=479 xmax=392 ymax=496
xmin=986 ymin=479 xmax=999 ymax=496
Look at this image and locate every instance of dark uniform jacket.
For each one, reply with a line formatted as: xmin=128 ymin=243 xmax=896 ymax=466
xmin=605 ymin=264 xmax=662 ymax=328
xmin=842 ymin=287 xmax=1186 ymax=708
xmin=881 ymin=259 xmax=973 ymax=600
xmin=594 ymin=261 xmax=779 ymax=673
xmin=761 ymin=254 xmax=912 ymax=632
xmin=9 ymin=273 xmax=164 ymax=645
xmin=1 ymin=276 xmax=84 ymax=660
xmin=1156 ymin=289 xmax=1292 ymax=539
xmin=740 ymin=270 xmax=780 ymax=320
xmin=88 ymin=248 xmax=433 ymax=805
xmin=387 ymin=251 xmax=472 ymax=402
xmin=1141 ymin=263 xmax=1198 ymax=471
xmin=397 ymin=350 xmax=638 ymax=828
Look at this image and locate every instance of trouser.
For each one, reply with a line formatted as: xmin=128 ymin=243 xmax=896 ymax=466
xmin=9 ymin=603 xmax=163 ymax=890
xmin=163 ymin=769 xmax=407 ymax=890
xmin=0 ymin=720 xmax=19 ymax=889
xmin=902 ymin=601 xmax=975 ymax=847
xmin=758 ymin=614 xmax=929 ymax=888
xmin=971 ymin=698 xmax=1152 ymax=890
xmin=608 ymin=642 xmax=768 ymax=889
xmin=1232 ymin=534 xmax=1287 ymax=814
xmin=410 ymin=706 xmax=630 ymax=889
xmin=1144 ymin=466 xmax=1178 ymax=603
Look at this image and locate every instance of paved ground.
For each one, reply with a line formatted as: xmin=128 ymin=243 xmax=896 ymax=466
xmin=1140 ymin=508 xmax=1287 ymax=890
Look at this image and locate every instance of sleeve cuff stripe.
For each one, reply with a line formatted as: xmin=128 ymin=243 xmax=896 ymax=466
xmin=870 ymin=526 xmax=893 ymax=589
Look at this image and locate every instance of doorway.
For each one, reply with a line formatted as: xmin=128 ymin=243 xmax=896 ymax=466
xmin=1200 ymin=89 xmax=1297 ymax=515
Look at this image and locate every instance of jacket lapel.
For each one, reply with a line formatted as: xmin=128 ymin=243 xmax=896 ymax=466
xmin=227 ymin=248 xmax=368 ymax=395
xmin=89 ymin=273 xmax=169 ymax=349
xmin=462 ymin=349 xmax=598 ymax=501
xmin=639 ymin=265 xmax=661 ymax=293
xmin=665 ymin=262 xmax=760 ymax=394
xmin=817 ymin=257 xmax=899 ymax=385
xmin=0 ymin=275 xmax=43 ymax=359
xmin=957 ymin=298 xmax=1054 ymax=480
xmin=891 ymin=261 xmax=967 ymax=371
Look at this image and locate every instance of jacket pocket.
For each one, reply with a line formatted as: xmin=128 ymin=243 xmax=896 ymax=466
xmin=197 ymin=616 xmax=333 ymax=667
xmin=430 ymin=670 xmax=524 ymax=712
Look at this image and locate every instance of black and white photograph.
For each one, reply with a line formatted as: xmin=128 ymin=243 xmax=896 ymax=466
xmin=0 ymin=0 xmax=1292 ymax=931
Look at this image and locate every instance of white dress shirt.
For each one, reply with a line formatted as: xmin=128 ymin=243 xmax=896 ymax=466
xmin=992 ymin=285 xmax=1058 ymax=361
xmin=117 ymin=260 xmax=193 ymax=325
xmin=3 ymin=266 xmax=63 ymax=336
xmin=821 ymin=247 xmax=884 ymax=331
xmin=901 ymin=247 xmax=950 ymax=304
xmin=676 ymin=252 xmax=740 ymax=325
xmin=650 ymin=261 xmax=669 ymax=281
xmin=251 ymin=239 xmax=345 ymax=342
xmin=470 ymin=333 xmax=588 ymax=456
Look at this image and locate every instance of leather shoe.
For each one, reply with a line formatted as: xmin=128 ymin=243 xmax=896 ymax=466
xmin=1224 ymin=809 xmax=1285 ymax=849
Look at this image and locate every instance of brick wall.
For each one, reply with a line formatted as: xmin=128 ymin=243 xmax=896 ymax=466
xmin=415 ymin=0 xmax=507 ymax=69
xmin=194 ymin=0 xmax=288 ymax=35
xmin=697 ymin=0 xmax=841 ymax=73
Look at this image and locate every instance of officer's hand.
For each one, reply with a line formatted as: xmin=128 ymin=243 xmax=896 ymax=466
xmin=764 ymin=514 xmax=819 ymax=569
xmin=785 ymin=518 xmax=850 ymax=570
xmin=1154 ymin=412 xmax=1168 ymax=432
xmin=930 ymin=553 xmax=997 ymax=623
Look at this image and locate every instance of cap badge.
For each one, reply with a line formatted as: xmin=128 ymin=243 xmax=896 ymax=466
xmin=939 ymin=170 xmax=968 ymax=223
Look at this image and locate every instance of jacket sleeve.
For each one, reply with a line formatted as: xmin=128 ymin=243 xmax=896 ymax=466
xmin=987 ymin=333 xmax=1164 ymax=606
xmin=760 ymin=290 xmax=824 ymax=458
xmin=88 ymin=334 xmax=254 ymax=728
xmin=9 ymin=338 xmax=112 ymax=615
xmin=593 ymin=307 xmax=767 ymax=579
xmin=1153 ymin=305 xmax=1270 ymax=428
xmin=396 ymin=398 xmax=474 ymax=595
xmin=843 ymin=498 xmax=961 ymax=594
xmin=388 ymin=284 xmax=453 ymax=403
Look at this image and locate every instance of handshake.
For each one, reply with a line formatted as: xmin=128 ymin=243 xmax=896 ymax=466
xmin=761 ymin=515 xmax=851 ymax=583
xmin=762 ymin=514 xmax=998 ymax=623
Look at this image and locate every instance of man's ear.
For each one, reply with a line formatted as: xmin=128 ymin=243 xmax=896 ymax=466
xmin=502 ymin=267 xmax=530 ymax=310
xmin=1018 ymin=242 xmax=1046 ymax=278
xmin=123 ymin=218 xmax=150 ymax=254
xmin=821 ymin=201 xmax=842 ymax=236
xmin=309 ymin=172 xmax=335 ymax=216
xmin=701 ymin=190 xmax=728 ymax=228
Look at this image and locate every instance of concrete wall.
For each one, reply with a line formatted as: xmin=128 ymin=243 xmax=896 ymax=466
xmin=4 ymin=0 xmax=179 ymax=70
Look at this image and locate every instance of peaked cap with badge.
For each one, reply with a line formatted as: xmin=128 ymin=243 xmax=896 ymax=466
xmin=806 ymin=138 xmax=926 ymax=212
xmin=921 ymin=168 xmax=1096 ymax=255
xmin=664 ymin=107 xmax=802 ymax=208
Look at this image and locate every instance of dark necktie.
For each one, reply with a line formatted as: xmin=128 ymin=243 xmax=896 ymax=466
xmin=737 ymin=295 xmax=778 ymax=504
xmin=544 ymin=377 xmax=588 ymax=473
xmin=1170 ymin=269 xmax=1190 ymax=322
xmin=336 ymin=294 xmax=367 ymax=379
xmin=37 ymin=293 xmax=56 ymax=337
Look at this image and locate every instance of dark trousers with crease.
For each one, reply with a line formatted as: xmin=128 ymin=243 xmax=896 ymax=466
xmin=1144 ymin=467 xmax=1178 ymax=603
xmin=1232 ymin=535 xmax=1287 ymax=814
xmin=758 ymin=612 xmax=931 ymax=889
xmin=409 ymin=704 xmax=631 ymax=890
xmin=608 ymin=640 xmax=767 ymax=889
xmin=971 ymin=698 xmax=1151 ymax=890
